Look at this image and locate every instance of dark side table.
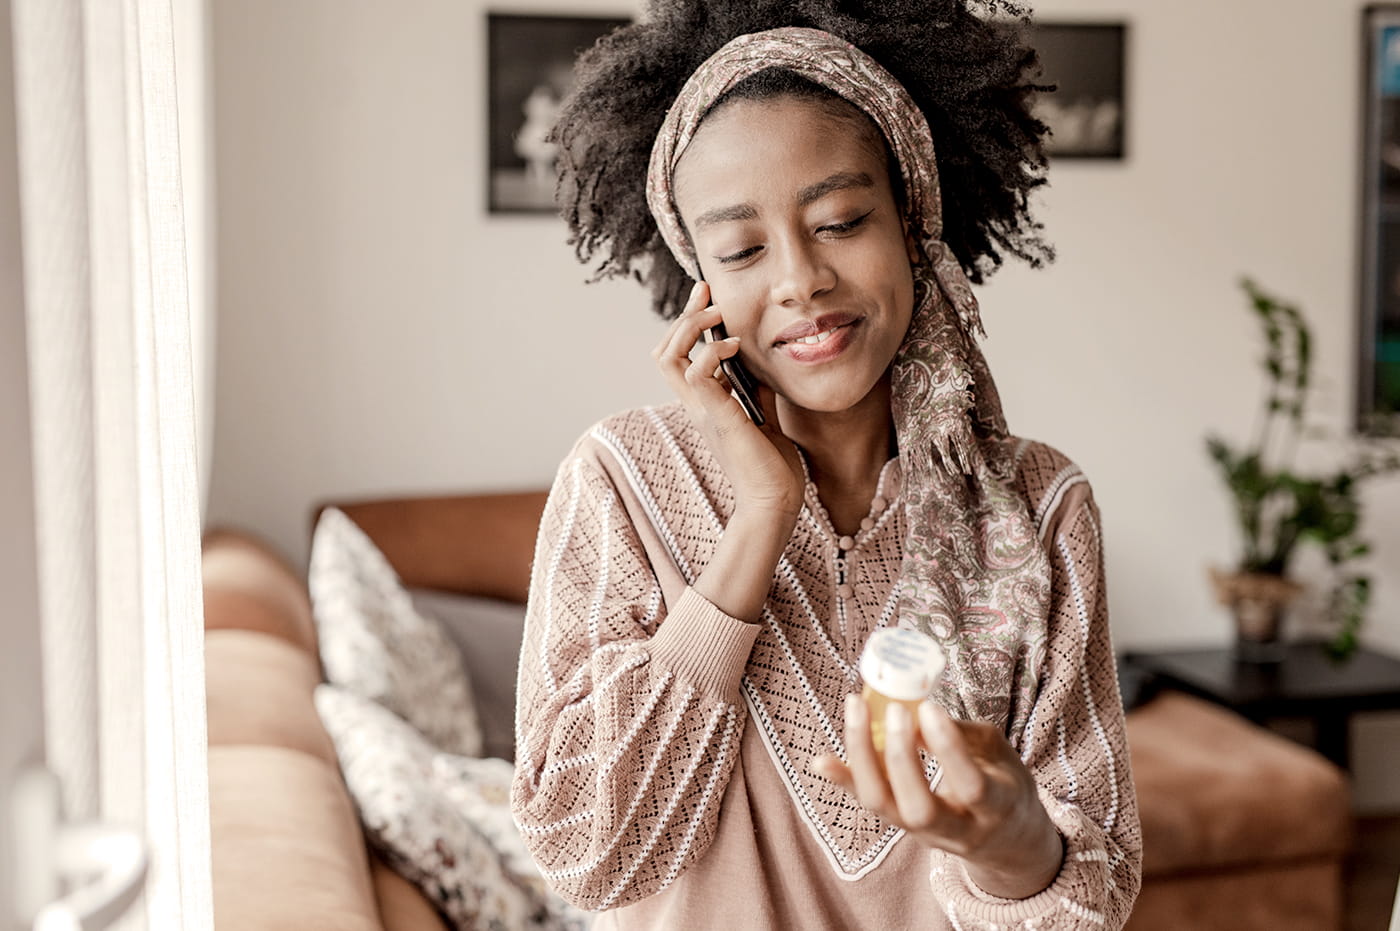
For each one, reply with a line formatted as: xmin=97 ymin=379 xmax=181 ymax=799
xmin=1120 ymin=642 xmax=1400 ymax=771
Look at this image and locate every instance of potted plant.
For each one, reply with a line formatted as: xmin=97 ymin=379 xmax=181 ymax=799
xmin=1206 ymin=278 xmax=1399 ymax=660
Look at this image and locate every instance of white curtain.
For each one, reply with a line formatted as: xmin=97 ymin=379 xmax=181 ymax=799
xmin=10 ymin=0 xmax=214 ymax=927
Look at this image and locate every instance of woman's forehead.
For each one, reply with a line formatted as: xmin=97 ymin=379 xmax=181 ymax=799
xmin=674 ymin=96 xmax=896 ymax=211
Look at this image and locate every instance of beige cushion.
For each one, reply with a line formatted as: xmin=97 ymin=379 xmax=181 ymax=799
xmin=203 ymin=530 xmax=320 ymax=656
xmin=205 ymin=629 xmax=337 ymax=767
xmin=1126 ymin=691 xmax=1352 ymax=876
xmin=209 ymin=745 xmax=378 ymax=931
xmin=1126 ymin=858 xmax=1342 ymax=931
xmin=371 ymin=855 xmax=449 ymax=931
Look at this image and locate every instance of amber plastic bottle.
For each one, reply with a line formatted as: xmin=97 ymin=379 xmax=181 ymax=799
xmin=858 ymin=627 xmax=946 ymax=754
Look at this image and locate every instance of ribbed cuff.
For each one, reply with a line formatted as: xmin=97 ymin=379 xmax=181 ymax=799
xmin=928 ymin=785 xmax=1114 ymax=927
xmin=646 ymin=587 xmax=760 ymax=699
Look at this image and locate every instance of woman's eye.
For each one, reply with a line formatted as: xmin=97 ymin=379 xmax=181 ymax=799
xmin=716 ymin=245 xmax=762 ymax=265
xmin=819 ymin=210 xmax=874 ymax=235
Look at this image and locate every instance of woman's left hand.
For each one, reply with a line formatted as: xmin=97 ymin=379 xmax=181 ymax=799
xmin=810 ymin=695 xmax=1064 ymax=900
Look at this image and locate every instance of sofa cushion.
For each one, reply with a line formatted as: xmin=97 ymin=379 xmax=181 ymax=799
xmin=209 ymin=744 xmax=379 ymax=931
xmin=203 ymin=530 xmax=319 ymax=656
xmin=1126 ymin=691 xmax=1352 ymax=876
xmin=309 ymin=507 xmax=482 ymax=757
xmin=205 ymin=629 xmax=337 ymax=767
xmin=1125 ymin=857 xmax=1343 ymax=931
xmin=408 ymin=588 xmax=526 ymax=761
xmin=371 ymin=854 xmax=451 ymax=931
xmin=313 ymin=684 xmax=591 ymax=931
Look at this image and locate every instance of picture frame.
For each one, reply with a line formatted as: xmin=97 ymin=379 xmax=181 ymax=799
xmin=1026 ymin=22 xmax=1128 ymax=160
xmin=1359 ymin=5 xmax=1400 ymax=435
xmin=486 ymin=12 xmax=632 ymax=214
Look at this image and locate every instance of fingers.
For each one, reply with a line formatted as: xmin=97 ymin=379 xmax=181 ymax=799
xmin=652 ymin=281 xmax=762 ymax=425
xmin=650 ymin=281 xmax=718 ymax=366
xmin=841 ymin=694 xmax=895 ymax=813
xmin=918 ymin=702 xmax=987 ymax=806
xmin=883 ymin=703 xmax=939 ymax=829
xmin=806 ymin=696 xmax=971 ymax=847
xmin=807 ymin=753 xmax=854 ymax=793
xmin=685 ymin=334 xmax=741 ymax=388
xmin=812 ymin=696 xmax=1041 ymax=868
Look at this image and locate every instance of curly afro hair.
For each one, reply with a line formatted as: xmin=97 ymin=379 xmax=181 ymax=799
xmin=553 ymin=0 xmax=1053 ymax=319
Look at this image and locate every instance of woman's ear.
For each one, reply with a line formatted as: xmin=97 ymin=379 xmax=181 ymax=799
xmin=903 ymin=221 xmax=922 ymax=265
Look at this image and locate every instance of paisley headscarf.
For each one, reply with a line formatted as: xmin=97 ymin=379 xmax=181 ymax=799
xmin=646 ymin=27 xmax=1052 ymax=727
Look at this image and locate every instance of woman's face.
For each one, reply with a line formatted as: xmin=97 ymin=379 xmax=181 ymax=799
xmin=673 ymin=95 xmax=917 ymax=417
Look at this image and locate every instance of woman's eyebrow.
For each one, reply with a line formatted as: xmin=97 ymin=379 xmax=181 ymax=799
xmin=694 ymin=203 xmax=758 ymax=230
xmin=691 ymin=171 xmax=874 ymax=230
xmin=797 ymin=171 xmax=874 ymax=207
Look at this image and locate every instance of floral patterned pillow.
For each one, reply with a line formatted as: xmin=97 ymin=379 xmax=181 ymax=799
xmin=430 ymin=756 xmax=593 ymax=931
xmin=314 ymin=685 xmax=590 ymax=930
xmin=309 ymin=506 xmax=483 ymax=757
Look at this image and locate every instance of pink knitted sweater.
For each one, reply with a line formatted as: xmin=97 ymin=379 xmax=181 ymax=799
xmin=511 ymin=403 xmax=1142 ymax=929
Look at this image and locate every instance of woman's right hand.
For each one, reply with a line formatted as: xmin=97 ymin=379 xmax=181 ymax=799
xmin=652 ymin=281 xmax=805 ymax=525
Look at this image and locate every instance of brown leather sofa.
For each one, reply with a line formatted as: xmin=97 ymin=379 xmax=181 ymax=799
xmin=203 ymin=491 xmax=1353 ymax=930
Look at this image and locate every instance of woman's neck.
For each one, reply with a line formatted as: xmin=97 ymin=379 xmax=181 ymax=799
xmin=776 ymin=376 xmax=896 ymax=535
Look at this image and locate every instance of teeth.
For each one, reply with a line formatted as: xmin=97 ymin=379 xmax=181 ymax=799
xmin=799 ymin=329 xmax=834 ymax=345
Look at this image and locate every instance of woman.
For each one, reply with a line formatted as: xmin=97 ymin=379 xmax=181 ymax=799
xmin=510 ymin=3 xmax=1141 ymax=928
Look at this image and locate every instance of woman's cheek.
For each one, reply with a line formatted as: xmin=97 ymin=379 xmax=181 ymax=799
xmin=707 ymin=283 xmax=764 ymax=338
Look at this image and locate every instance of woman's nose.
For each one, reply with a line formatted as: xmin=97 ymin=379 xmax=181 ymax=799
xmin=769 ymin=239 xmax=836 ymax=306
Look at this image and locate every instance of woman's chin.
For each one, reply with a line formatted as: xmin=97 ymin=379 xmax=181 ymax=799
xmin=771 ymin=380 xmax=884 ymax=418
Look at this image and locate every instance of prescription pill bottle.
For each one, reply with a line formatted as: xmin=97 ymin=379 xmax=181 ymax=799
xmin=858 ymin=627 xmax=946 ymax=754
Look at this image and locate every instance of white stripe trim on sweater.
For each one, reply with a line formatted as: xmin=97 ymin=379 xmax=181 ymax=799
xmin=540 ymin=682 xmax=696 ymax=881
xmin=591 ymin=423 xmax=695 ymax=584
xmin=640 ymin=585 xmax=663 ymax=630
xmin=586 ymin=490 xmax=615 ymax=653
xmin=1056 ymin=718 xmax=1078 ymax=803
xmin=596 ymin=671 xmax=678 ymax=786
xmin=595 ymin=699 xmax=735 ymax=907
xmin=540 ymin=460 xmax=586 ymax=692
xmin=658 ymin=705 xmax=741 ymax=896
xmin=541 ymin=753 xmax=597 ymax=779
xmin=516 ymin=808 xmax=596 ymax=837
xmin=742 ymin=680 xmax=904 ymax=880
xmin=1057 ymin=509 xmax=1120 ymax=835
xmin=1059 ymin=896 xmax=1106 ymax=925
xmin=1036 ymin=465 xmax=1086 ymax=540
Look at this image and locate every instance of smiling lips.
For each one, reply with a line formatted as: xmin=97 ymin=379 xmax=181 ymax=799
xmin=790 ymin=327 xmax=841 ymax=345
xmin=774 ymin=313 xmax=862 ymax=363
xmin=773 ymin=312 xmax=860 ymax=345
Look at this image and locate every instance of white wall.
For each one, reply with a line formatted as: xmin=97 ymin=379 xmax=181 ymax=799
xmin=207 ymin=0 xmax=1400 ymax=808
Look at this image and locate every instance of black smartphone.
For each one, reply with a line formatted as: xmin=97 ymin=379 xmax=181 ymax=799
xmin=703 ymin=320 xmax=765 ymax=426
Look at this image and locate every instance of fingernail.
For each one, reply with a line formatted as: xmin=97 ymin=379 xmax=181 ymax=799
xmin=845 ymin=693 xmax=860 ymax=725
xmin=886 ymin=702 xmax=909 ymax=734
xmin=724 ymin=336 xmax=740 ymax=344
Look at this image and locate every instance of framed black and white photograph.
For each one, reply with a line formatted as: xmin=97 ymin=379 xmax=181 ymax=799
xmin=487 ymin=13 xmax=631 ymax=214
xmin=1360 ymin=6 xmax=1400 ymax=435
xmin=1027 ymin=22 xmax=1127 ymax=160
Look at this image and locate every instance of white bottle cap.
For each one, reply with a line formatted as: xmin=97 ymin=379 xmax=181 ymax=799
xmin=859 ymin=628 xmax=946 ymax=702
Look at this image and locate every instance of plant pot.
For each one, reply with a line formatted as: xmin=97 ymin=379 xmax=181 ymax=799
xmin=1208 ymin=568 xmax=1304 ymax=663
